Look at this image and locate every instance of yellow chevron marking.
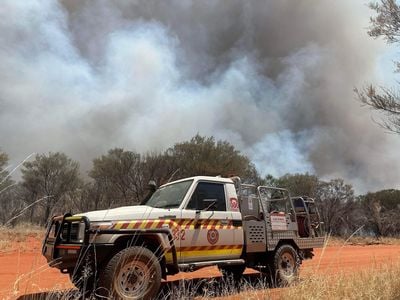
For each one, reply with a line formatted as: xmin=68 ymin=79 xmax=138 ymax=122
xmin=205 ymin=225 xmax=219 ymax=229
xmin=114 ymin=222 xmax=123 ymax=230
xmin=140 ymin=220 xmax=148 ymax=229
xmin=180 ymin=219 xmax=189 ymax=227
xmin=127 ymin=221 xmax=136 ymax=229
xmin=169 ymin=220 xmax=179 ymax=229
xmin=151 ymin=220 xmax=160 ymax=229
xmin=111 ymin=219 xmax=242 ymax=231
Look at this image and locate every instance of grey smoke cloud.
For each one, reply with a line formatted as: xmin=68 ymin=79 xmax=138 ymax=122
xmin=0 ymin=0 xmax=399 ymax=193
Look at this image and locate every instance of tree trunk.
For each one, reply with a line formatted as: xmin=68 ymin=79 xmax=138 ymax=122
xmin=43 ymin=202 xmax=51 ymax=226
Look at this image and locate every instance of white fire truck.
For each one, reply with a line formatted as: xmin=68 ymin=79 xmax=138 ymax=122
xmin=42 ymin=176 xmax=324 ymax=299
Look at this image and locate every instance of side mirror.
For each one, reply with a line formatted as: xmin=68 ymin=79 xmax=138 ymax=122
xmin=202 ymin=199 xmax=217 ymax=211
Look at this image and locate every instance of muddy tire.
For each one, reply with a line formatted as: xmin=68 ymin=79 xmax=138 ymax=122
xmin=219 ymin=264 xmax=246 ymax=281
xmin=273 ymin=244 xmax=300 ymax=287
xmin=97 ymin=246 xmax=162 ymax=300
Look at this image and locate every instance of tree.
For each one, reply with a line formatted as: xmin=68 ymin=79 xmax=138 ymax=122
xmin=89 ymin=148 xmax=145 ymax=207
xmin=141 ymin=151 xmax=180 ymax=187
xmin=0 ymin=184 xmax=27 ymax=226
xmin=0 ymin=150 xmax=12 ymax=190
xmin=356 ymin=0 xmax=400 ymax=133
xmin=273 ymin=173 xmax=319 ymax=198
xmin=360 ymin=189 xmax=400 ymax=236
xmin=168 ymin=135 xmax=258 ymax=182
xmin=21 ymin=152 xmax=81 ymax=224
xmin=0 ymin=150 xmax=24 ymax=225
xmin=315 ymin=178 xmax=356 ymax=236
xmin=0 ymin=151 xmax=7 ymax=170
xmin=89 ymin=136 xmax=260 ymax=209
xmin=67 ymin=182 xmax=102 ymax=213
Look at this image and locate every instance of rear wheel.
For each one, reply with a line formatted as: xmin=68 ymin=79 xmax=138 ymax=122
xmin=97 ymin=246 xmax=162 ymax=300
xmin=273 ymin=244 xmax=300 ymax=286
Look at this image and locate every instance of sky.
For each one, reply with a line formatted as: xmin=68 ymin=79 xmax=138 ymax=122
xmin=377 ymin=45 xmax=400 ymax=86
xmin=0 ymin=0 xmax=399 ymax=194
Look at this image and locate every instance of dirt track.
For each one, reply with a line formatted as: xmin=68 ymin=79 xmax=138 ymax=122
xmin=1 ymin=240 xmax=400 ymax=299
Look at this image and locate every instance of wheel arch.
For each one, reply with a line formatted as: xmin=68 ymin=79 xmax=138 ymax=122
xmin=274 ymin=239 xmax=300 ymax=253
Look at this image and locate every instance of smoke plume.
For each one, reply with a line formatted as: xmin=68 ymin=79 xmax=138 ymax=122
xmin=1 ymin=0 xmax=399 ymax=193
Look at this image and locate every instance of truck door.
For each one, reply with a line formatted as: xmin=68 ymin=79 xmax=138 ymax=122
xmin=180 ymin=181 xmax=239 ymax=263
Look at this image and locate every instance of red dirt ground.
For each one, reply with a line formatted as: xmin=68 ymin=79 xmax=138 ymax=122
xmin=1 ymin=239 xmax=400 ymax=299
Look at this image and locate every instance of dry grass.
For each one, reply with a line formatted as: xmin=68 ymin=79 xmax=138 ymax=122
xmin=326 ymin=235 xmax=400 ymax=246
xmin=171 ymin=262 xmax=400 ymax=300
xmin=282 ymin=261 xmax=400 ymax=300
xmin=0 ymin=223 xmax=44 ymax=252
xmin=189 ymin=261 xmax=400 ymax=300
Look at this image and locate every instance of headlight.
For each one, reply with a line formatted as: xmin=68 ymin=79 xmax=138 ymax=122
xmin=61 ymin=221 xmax=85 ymax=242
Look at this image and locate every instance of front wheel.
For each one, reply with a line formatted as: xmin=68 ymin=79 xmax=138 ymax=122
xmin=273 ymin=244 xmax=300 ymax=287
xmin=97 ymin=246 xmax=162 ymax=300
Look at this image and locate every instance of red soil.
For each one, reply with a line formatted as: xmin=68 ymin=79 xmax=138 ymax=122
xmin=1 ymin=240 xmax=399 ymax=299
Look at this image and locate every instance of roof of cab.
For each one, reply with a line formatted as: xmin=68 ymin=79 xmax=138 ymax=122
xmin=160 ymin=176 xmax=234 ymax=188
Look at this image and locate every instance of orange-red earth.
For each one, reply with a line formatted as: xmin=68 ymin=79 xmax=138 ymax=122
xmin=1 ymin=239 xmax=400 ymax=299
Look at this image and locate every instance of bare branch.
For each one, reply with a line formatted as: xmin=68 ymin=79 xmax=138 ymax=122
xmin=355 ymin=85 xmax=400 ymax=133
xmin=369 ymin=0 xmax=400 ymax=43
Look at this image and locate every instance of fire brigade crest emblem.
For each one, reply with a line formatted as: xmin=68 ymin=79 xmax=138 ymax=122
xmin=207 ymin=229 xmax=219 ymax=245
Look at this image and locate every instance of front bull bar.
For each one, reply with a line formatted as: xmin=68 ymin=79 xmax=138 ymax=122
xmin=42 ymin=213 xmax=179 ymax=273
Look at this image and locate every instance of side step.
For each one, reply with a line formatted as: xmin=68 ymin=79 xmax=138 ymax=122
xmin=178 ymin=259 xmax=245 ymax=272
